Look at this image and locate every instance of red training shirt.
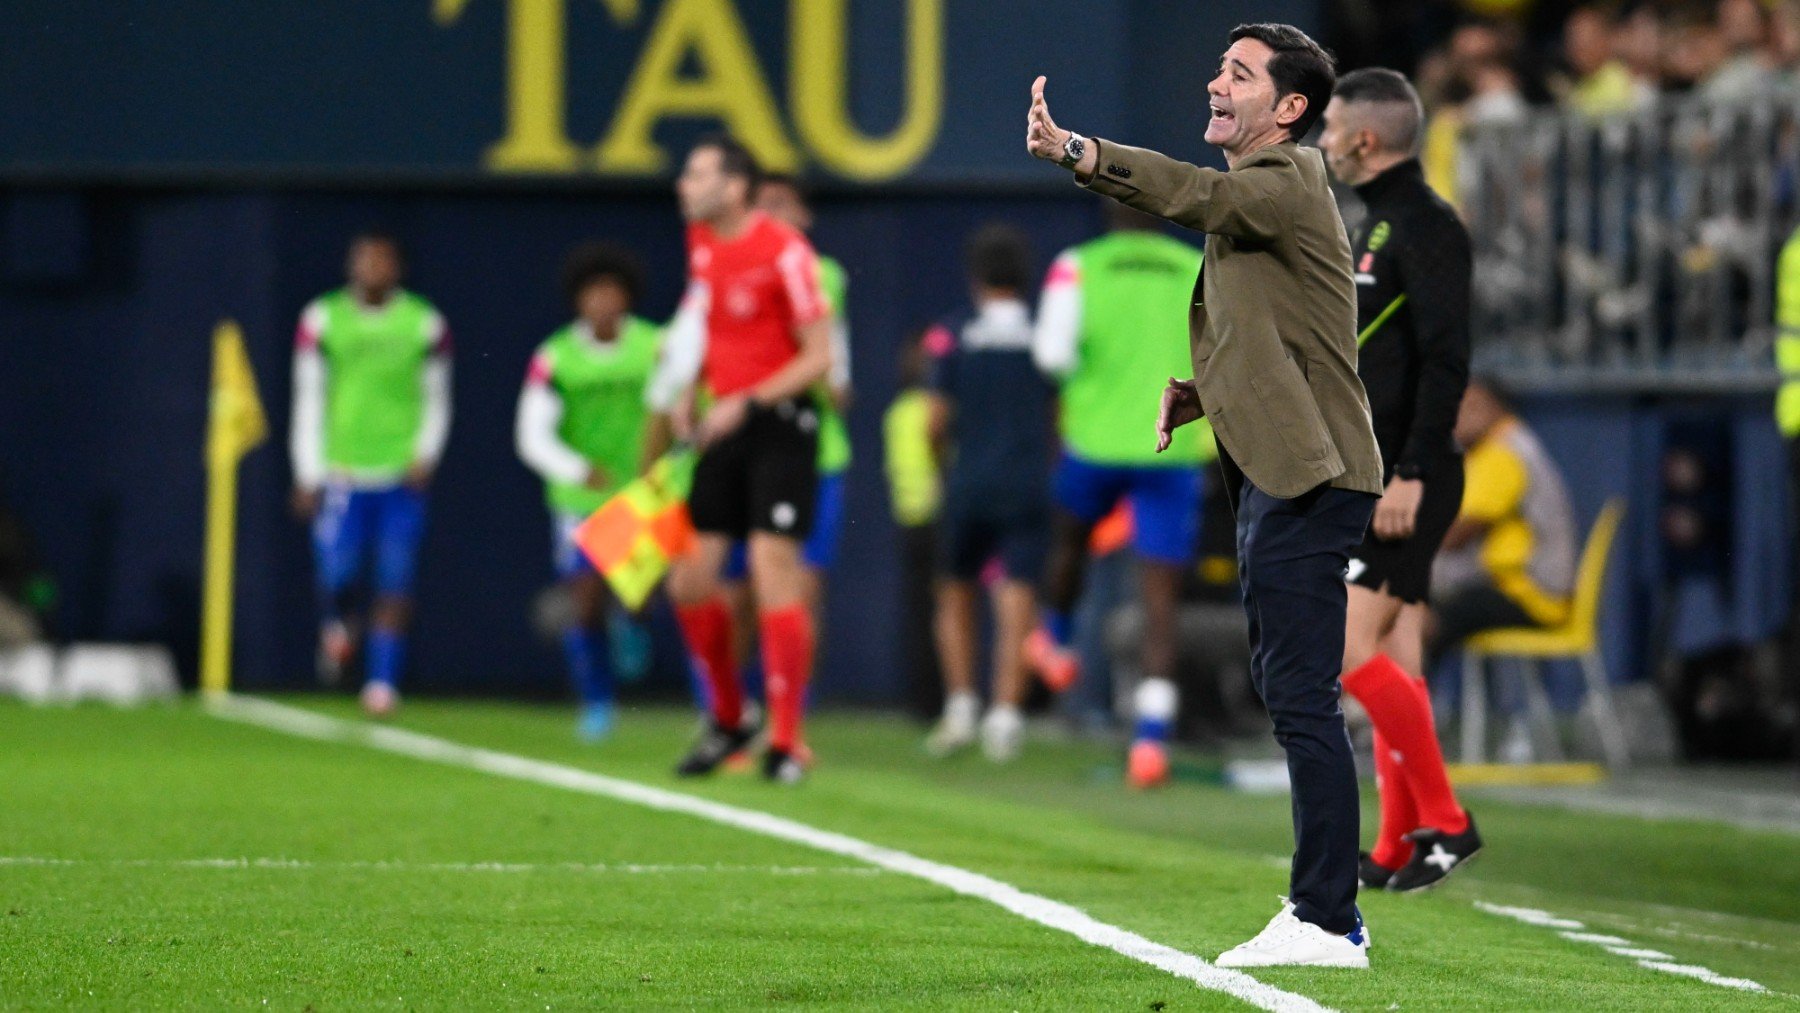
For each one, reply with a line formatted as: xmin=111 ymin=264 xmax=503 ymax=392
xmin=684 ymin=211 xmax=828 ymax=397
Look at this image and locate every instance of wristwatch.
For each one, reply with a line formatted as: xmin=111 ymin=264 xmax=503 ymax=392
xmin=1060 ymin=133 xmax=1086 ymax=169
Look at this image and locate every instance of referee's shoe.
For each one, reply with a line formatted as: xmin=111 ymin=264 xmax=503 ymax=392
xmin=1387 ymin=814 xmax=1483 ymax=892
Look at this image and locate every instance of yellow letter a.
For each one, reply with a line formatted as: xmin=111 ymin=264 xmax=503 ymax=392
xmin=595 ymin=0 xmax=800 ymax=174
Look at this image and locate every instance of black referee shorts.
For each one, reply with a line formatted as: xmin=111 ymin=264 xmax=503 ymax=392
xmin=1345 ymin=461 xmax=1464 ymax=604
xmin=688 ymin=397 xmax=819 ymax=541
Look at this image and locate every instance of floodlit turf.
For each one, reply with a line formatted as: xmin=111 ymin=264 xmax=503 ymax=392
xmin=2 ymin=698 xmax=1796 ymax=1010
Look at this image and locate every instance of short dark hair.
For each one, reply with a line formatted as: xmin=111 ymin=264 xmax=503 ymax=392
xmin=560 ymin=241 xmax=644 ymax=309
xmin=350 ymin=229 xmax=404 ymax=262
xmin=1227 ymin=23 xmax=1337 ymax=141
xmin=758 ymin=172 xmax=809 ymax=208
xmin=1333 ymin=67 xmax=1417 ymax=106
xmin=691 ymin=132 xmax=762 ymax=192
xmin=966 ymin=223 xmax=1033 ymax=292
xmin=1332 ymin=67 xmax=1425 ymax=155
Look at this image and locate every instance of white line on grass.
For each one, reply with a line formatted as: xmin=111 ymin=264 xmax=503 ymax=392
xmin=208 ymin=696 xmax=1332 ymax=1013
xmin=1474 ymin=902 xmax=1767 ymax=993
xmin=0 ymin=856 xmax=883 ymax=876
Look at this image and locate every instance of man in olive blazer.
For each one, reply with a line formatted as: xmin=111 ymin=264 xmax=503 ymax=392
xmin=1029 ymin=23 xmax=1383 ymax=969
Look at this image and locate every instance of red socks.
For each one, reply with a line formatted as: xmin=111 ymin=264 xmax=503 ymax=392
xmin=676 ymin=598 xmax=813 ymax=751
xmin=1343 ymin=653 xmax=1469 ymax=869
xmin=760 ymin=603 xmax=815 ymax=753
xmin=1370 ymin=729 xmax=1418 ymax=870
xmin=676 ymin=598 xmax=741 ymax=729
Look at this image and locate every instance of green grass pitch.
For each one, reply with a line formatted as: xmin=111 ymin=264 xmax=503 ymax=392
xmin=2 ymin=697 xmax=1796 ymax=1010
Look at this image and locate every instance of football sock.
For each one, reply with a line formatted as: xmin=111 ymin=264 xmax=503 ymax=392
xmin=366 ymin=628 xmax=405 ymax=689
xmin=676 ymin=598 xmax=741 ymax=729
xmin=760 ymin=603 xmax=815 ymax=753
xmin=561 ymin=626 xmax=613 ymax=707
xmin=1131 ymin=677 xmax=1178 ymax=743
xmin=1343 ymin=653 xmax=1470 ymax=837
xmin=1044 ymin=609 xmax=1075 ymax=647
xmin=1369 ymin=728 xmax=1418 ymax=870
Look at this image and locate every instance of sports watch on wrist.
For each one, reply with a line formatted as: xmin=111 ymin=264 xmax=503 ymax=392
xmin=1059 ymin=133 xmax=1086 ymax=169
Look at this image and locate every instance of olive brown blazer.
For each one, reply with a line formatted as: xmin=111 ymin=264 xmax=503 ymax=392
xmin=1081 ymin=138 xmax=1384 ymax=499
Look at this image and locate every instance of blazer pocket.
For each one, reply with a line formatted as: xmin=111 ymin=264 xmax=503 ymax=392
xmin=1204 ymin=405 xmax=1249 ymax=468
xmin=1248 ymin=360 xmax=1333 ymax=464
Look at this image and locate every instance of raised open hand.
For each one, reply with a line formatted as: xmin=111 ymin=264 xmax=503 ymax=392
xmin=1026 ymin=76 xmax=1070 ymax=161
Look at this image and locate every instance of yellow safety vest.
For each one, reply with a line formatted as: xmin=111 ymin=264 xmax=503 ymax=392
xmin=1777 ymin=224 xmax=1800 ymax=437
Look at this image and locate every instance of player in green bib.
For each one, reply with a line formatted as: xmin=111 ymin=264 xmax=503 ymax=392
xmin=290 ymin=231 xmax=452 ymax=718
xmin=1025 ymin=203 xmax=1215 ymax=788
xmin=516 ymin=243 xmax=662 ymax=741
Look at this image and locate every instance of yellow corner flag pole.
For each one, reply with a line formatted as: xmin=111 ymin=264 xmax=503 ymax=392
xmin=200 ymin=320 xmax=268 ymax=697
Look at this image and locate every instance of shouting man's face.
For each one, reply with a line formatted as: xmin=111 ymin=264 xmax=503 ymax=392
xmin=1205 ymin=37 xmax=1303 ymax=155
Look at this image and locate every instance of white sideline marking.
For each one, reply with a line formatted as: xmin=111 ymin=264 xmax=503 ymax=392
xmin=1559 ymin=932 xmax=1631 ymax=946
xmin=0 ymin=856 xmax=881 ymax=876
xmin=208 ymin=696 xmax=1333 ymax=1013
xmin=1476 ymin=902 xmax=1767 ymax=993
xmin=1638 ymin=960 xmax=1770 ymax=992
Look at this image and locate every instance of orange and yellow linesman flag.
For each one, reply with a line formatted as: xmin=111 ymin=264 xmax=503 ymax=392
xmin=201 ymin=320 xmax=267 ymax=696
xmin=573 ymin=449 xmax=698 ymax=612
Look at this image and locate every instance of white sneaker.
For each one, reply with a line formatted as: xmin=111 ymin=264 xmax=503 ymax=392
xmin=360 ymin=681 xmax=399 ymax=719
xmin=925 ymin=694 xmax=979 ymax=757
xmin=980 ymin=706 xmax=1023 ymax=763
xmin=1215 ymin=900 xmax=1369 ymax=969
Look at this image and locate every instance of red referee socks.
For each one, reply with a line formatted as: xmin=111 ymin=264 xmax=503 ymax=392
xmin=676 ymin=598 xmax=741 ymax=730
xmin=1343 ymin=653 xmax=1469 ymax=870
xmin=1370 ymin=728 xmax=1419 ymax=870
xmin=760 ymin=603 xmax=815 ymax=753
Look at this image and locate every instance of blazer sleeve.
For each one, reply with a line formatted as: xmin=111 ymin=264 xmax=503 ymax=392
xmin=1078 ymin=140 xmax=1292 ymax=242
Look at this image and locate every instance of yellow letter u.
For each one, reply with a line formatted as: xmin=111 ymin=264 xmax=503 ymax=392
xmin=790 ymin=0 xmax=942 ymax=181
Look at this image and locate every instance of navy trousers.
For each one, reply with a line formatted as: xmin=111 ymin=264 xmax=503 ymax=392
xmin=1219 ymin=450 xmax=1377 ymax=935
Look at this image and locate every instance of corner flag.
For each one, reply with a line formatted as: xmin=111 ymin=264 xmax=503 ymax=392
xmin=573 ymin=449 xmax=698 ymax=611
xmin=201 ymin=321 xmax=267 ymax=696
xmin=207 ymin=320 xmax=268 ymax=465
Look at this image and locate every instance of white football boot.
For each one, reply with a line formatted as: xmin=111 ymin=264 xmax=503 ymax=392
xmin=925 ymin=692 xmax=979 ymax=757
xmin=360 ymin=680 xmax=399 ymax=719
xmin=980 ymin=705 xmax=1024 ymax=763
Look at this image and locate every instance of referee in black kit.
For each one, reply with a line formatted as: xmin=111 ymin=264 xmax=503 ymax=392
xmin=1317 ymin=67 xmax=1482 ymax=893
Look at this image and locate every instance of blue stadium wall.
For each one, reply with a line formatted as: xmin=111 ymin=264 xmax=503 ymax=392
xmin=0 ymin=0 xmax=1788 ymax=702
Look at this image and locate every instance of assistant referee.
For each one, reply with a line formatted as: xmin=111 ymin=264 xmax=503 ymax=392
xmin=1317 ymin=68 xmax=1480 ymax=893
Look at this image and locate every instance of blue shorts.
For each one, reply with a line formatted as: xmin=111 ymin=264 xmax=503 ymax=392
xmin=1053 ymin=452 xmax=1202 ymax=565
xmin=552 ymin=512 xmax=595 ymax=580
xmin=722 ymin=471 xmax=846 ymax=578
xmin=312 ymin=484 xmax=428 ymax=597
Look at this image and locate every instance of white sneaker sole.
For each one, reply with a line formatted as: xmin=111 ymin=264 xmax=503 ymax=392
xmin=1215 ymin=950 xmax=1369 ymax=969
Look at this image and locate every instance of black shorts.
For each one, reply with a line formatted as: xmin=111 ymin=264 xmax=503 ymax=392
xmin=688 ymin=397 xmax=819 ymax=541
xmin=1433 ymin=582 xmax=1536 ymax=646
xmin=939 ymin=497 xmax=1051 ymax=583
xmin=1346 ymin=462 xmax=1464 ymax=604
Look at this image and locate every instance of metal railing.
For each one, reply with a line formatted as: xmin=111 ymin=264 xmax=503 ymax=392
xmin=1459 ymin=95 xmax=1799 ymax=391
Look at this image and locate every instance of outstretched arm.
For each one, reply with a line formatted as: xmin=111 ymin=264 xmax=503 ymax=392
xmin=1026 ymin=76 xmax=1289 ymax=241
